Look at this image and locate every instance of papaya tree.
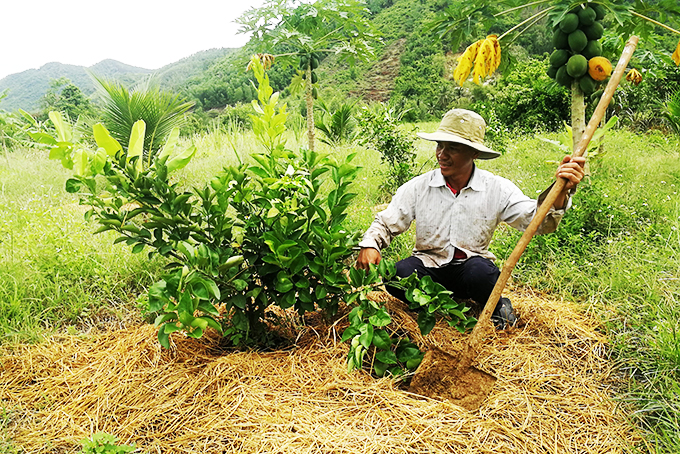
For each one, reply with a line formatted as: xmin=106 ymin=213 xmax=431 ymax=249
xmin=432 ymin=0 xmax=680 ymax=152
xmin=237 ymin=0 xmax=378 ymax=151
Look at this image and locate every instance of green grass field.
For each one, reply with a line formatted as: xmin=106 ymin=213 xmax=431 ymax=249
xmin=1 ymin=126 xmax=679 ymax=452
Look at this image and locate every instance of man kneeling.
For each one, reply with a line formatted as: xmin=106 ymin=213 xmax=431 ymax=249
xmin=356 ymin=109 xmax=585 ymax=329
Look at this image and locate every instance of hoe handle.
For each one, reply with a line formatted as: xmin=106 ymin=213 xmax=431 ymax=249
xmin=467 ymin=35 xmax=640 ymax=351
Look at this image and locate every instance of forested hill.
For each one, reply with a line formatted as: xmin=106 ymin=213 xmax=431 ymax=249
xmin=0 ymin=48 xmax=234 ymax=112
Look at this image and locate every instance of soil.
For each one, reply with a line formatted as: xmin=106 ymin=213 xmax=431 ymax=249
xmin=408 ymin=346 xmax=497 ymax=411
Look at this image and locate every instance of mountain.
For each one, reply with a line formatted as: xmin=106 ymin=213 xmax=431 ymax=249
xmin=0 ymin=48 xmax=235 ymax=112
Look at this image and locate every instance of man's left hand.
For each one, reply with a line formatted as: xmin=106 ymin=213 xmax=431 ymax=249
xmin=556 ymin=155 xmax=586 ymax=190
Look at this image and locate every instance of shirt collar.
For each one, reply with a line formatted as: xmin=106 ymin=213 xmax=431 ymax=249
xmin=430 ymin=165 xmax=485 ymax=192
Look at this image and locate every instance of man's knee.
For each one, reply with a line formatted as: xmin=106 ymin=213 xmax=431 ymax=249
xmin=461 ymin=256 xmax=500 ymax=293
xmin=395 ymin=256 xmax=426 ymax=279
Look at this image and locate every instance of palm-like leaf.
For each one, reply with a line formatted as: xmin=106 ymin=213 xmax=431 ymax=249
xmin=92 ymin=75 xmax=194 ymax=166
xmin=663 ymin=89 xmax=680 ymax=135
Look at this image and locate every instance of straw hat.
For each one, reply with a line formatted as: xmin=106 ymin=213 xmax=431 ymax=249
xmin=417 ymin=109 xmax=500 ymax=160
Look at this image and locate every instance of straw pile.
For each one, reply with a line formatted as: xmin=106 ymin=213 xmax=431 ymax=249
xmin=1 ymin=288 xmax=642 ymax=453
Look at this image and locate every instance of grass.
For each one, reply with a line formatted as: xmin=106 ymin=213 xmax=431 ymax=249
xmin=1 ymin=125 xmax=679 ymax=452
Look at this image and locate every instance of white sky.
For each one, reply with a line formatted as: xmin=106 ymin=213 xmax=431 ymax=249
xmin=0 ymin=0 xmax=268 ymax=80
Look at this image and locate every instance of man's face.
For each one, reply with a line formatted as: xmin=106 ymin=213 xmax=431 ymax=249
xmin=435 ymin=142 xmax=479 ymax=177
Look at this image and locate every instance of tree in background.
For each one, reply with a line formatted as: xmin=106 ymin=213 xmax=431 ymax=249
xmin=237 ymin=0 xmax=379 ymax=151
xmin=39 ymin=77 xmax=97 ymax=121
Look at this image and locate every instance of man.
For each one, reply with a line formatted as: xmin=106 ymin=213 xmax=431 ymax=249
xmin=356 ymin=109 xmax=585 ymax=328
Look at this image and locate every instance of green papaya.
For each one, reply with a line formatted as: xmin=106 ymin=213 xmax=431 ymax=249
xmin=582 ymin=40 xmax=602 ymax=59
xmin=559 ymin=13 xmax=580 ymax=33
xmin=311 ymin=55 xmax=319 ymax=70
xmin=547 ymin=65 xmax=558 ymax=79
xmin=579 ymin=74 xmax=598 ymax=95
xmin=311 ymin=71 xmax=318 ymax=84
xmin=592 ymin=4 xmax=606 ymax=20
xmin=583 ymin=21 xmax=604 ymax=40
xmin=556 ymin=65 xmax=574 ymax=88
xmin=299 ymin=55 xmax=309 ymax=70
xmin=568 ymin=29 xmax=588 ymax=52
xmin=552 ymin=29 xmax=570 ymax=50
xmin=312 ymin=87 xmax=318 ymax=99
xmin=577 ymin=7 xmax=596 ymax=26
xmin=567 ymin=54 xmax=588 ymax=78
xmin=550 ymin=49 xmax=570 ymax=68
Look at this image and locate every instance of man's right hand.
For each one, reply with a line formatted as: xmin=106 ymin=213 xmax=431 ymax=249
xmin=356 ymin=247 xmax=381 ymax=271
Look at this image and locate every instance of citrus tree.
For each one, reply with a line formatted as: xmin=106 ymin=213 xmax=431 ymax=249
xmin=433 ymin=0 xmax=680 ymax=150
xmin=237 ymin=0 xmax=378 ymax=151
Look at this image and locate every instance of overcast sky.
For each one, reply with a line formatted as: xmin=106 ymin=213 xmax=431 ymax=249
xmin=0 ymin=0 xmax=268 ymax=80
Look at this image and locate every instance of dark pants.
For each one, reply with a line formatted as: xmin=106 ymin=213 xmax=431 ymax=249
xmin=386 ymin=255 xmax=500 ymax=307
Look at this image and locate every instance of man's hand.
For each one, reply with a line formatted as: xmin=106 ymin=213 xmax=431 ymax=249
xmin=356 ymin=247 xmax=381 ymax=271
xmin=551 ymin=155 xmax=586 ymax=209
xmin=556 ymin=155 xmax=586 ymax=190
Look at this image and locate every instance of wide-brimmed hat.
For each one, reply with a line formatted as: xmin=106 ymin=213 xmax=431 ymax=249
xmin=417 ymin=109 xmax=500 ymax=160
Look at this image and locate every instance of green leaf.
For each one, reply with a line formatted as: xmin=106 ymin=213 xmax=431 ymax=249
xmin=232 ymin=310 xmax=249 ymax=331
xmin=157 ymin=327 xmax=170 ymax=348
xmin=154 ymin=312 xmax=177 ymax=326
xmin=358 ymin=323 xmax=374 ymax=349
xmin=127 ymin=119 xmax=146 ymax=171
xmin=48 ymin=111 xmax=72 ymax=142
xmin=368 ymin=308 xmax=391 ymax=327
xmin=167 ymin=145 xmax=197 ymax=173
xmin=341 ymin=326 xmax=360 ymax=342
xmin=275 ymin=271 xmax=294 ymax=293
xmin=157 ymin=127 xmax=180 ymax=161
xmin=65 ymin=178 xmax=82 ymax=193
xmin=131 ymin=243 xmax=145 ymax=254
xmin=373 ymin=360 xmax=389 ymax=377
xmin=417 ymin=311 xmax=436 ymax=336
xmin=372 ymin=329 xmax=392 ymax=350
xmin=93 ymin=123 xmax=122 ymax=156
xmin=376 ymin=350 xmax=398 ymax=365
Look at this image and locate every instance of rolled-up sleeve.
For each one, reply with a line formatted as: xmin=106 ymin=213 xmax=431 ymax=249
xmin=359 ymin=180 xmax=418 ymax=251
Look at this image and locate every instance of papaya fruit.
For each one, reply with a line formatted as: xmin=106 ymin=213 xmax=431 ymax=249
xmin=583 ymin=21 xmax=604 ymax=40
xmin=588 ymin=56 xmax=612 ymax=81
xmin=311 ymin=55 xmax=319 ymax=70
xmin=312 ymin=86 xmax=318 ymax=99
xmin=582 ymin=40 xmax=602 ymax=59
xmin=550 ymin=49 xmax=570 ymax=68
xmin=577 ymin=7 xmax=596 ymax=26
xmin=559 ymin=13 xmax=580 ymax=34
xmin=547 ymin=65 xmax=558 ymax=79
xmin=568 ymin=29 xmax=588 ymax=52
xmin=299 ymin=55 xmax=309 ymax=70
xmin=552 ymin=29 xmax=570 ymax=50
xmin=556 ymin=66 xmax=574 ymax=88
xmin=579 ymin=74 xmax=598 ymax=95
xmin=592 ymin=4 xmax=606 ymax=20
xmin=567 ymin=54 xmax=588 ymax=78
xmin=311 ymin=71 xmax=318 ymax=84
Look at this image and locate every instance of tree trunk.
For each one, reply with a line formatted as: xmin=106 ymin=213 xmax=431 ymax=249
xmin=306 ymin=63 xmax=315 ymax=152
xmin=570 ymin=80 xmax=589 ymax=175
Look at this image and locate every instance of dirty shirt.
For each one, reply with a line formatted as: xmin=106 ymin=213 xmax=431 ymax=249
xmin=359 ymin=166 xmax=568 ymax=268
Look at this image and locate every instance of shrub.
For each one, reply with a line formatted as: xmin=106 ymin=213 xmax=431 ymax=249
xmin=357 ymin=103 xmax=417 ymax=196
xmin=31 ymin=57 xmax=475 ymax=377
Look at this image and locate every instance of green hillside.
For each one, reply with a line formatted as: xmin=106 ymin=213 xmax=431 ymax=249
xmin=0 ymin=48 xmax=234 ymax=112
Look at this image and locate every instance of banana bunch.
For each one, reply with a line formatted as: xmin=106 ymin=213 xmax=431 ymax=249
xmin=247 ymin=53 xmax=275 ymax=71
xmin=453 ymin=35 xmax=501 ymax=86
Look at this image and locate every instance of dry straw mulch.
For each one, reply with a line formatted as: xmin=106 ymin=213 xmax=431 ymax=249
xmin=1 ymin=288 xmax=642 ymax=453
